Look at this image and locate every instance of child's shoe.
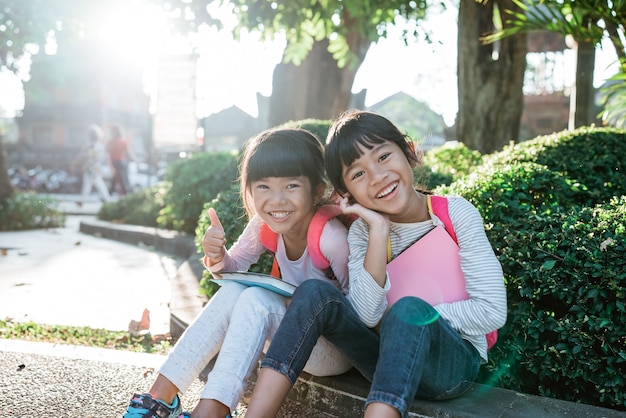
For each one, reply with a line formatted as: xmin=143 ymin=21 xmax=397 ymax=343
xmin=123 ymin=393 xmax=182 ymax=418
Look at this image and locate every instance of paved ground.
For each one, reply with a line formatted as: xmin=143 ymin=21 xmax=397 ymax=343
xmin=0 ymin=214 xmax=174 ymax=334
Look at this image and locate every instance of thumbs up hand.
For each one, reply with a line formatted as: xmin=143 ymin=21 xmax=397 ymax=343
xmin=202 ymin=208 xmax=226 ymax=265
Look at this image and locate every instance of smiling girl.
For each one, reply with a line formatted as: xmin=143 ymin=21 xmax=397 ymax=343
xmin=245 ymin=110 xmax=506 ymax=418
xmin=123 ymin=128 xmax=351 ymax=418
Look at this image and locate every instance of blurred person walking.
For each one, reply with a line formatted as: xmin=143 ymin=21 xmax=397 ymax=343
xmin=107 ymin=124 xmax=133 ymax=195
xmin=76 ymin=124 xmax=111 ymax=206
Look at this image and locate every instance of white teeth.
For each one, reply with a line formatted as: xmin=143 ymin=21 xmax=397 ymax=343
xmin=377 ymin=183 xmax=397 ymax=198
xmin=270 ymin=211 xmax=291 ymax=219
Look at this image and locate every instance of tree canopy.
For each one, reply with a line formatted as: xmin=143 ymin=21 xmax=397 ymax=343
xmin=212 ymin=0 xmax=432 ymax=68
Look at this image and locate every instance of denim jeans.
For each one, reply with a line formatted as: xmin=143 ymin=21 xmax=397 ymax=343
xmin=260 ymin=280 xmax=481 ymax=418
xmin=160 ymin=282 xmax=351 ymax=411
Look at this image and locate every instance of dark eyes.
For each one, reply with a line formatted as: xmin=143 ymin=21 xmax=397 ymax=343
xmin=351 ymin=171 xmax=364 ymax=181
xmin=379 ymin=152 xmax=391 ymax=162
xmin=255 ymin=183 xmax=300 ymax=189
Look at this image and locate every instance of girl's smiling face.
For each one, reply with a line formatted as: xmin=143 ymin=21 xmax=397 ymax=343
xmin=341 ymin=141 xmax=421 ymax=223
xmin=251 ymin=175 xmax=317 ymax=239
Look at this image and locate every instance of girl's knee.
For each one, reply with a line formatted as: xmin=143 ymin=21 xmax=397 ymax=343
xmin=385 ymin=297 xmax=439 ymax=328
xmin=293 ymin=279 xmax=340 ymax=301
xmin=236 ymin=287 xmax=285 ymax=315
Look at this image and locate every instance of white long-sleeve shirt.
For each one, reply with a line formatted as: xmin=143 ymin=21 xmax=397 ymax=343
xmin=207 ymin=214 xmax=350 ymax=295
xmin=346 ymin=195 xmax=507 ymax=361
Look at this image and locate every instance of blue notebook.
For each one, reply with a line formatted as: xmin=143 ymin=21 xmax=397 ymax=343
xmin=210 ymin=271 xmax=296 ymax=298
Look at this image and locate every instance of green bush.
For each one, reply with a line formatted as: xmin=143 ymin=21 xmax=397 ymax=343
xmin=416 ymin=142 xmax=483 ymax=190
xmin=0 ymin=192 xmax=64 ymax=230
xmin=425 ymin=141 xmax=483 ymax=179
xmin=98 ymin=183 xmax=168 ymax=227
xmin=479 ymin=197 xmax=626 ymax=409
xmin=440 ymin=161 xmax=584 ymax=227
xmin=435 ymin=126 xmax=626 ymax=410
xmin=485 ymin=126 xmax=626 ymax=206
xmin=194 ymin=183 xmax=273 ymax=298
xmin=278 ymin=119 xmax=332 ymax=144
xmin=158 ymin=152 xmax=239 ymax=233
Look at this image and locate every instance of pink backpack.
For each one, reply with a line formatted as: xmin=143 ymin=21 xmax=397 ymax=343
xmin=428 ymin=195 xmax=499 ymax=350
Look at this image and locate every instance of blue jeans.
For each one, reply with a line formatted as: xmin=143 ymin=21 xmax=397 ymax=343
xmin=260 ymin=280 xmax=481 ymax=418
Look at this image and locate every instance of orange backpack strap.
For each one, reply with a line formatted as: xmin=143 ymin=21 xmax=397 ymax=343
xmin=427 ymin=194 xmax=498 ymax=349
xmin=259 ymin=222 xmax=281 ymax=278
xmin=259 ymin=221 xmax=278 ymax=252
xmin=307 ymin=205 xmax=343 ymax=271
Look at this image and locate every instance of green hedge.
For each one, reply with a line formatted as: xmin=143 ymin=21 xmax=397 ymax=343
xmin=157 ymin=152 xmax=239 ymax=233
xmin=437 ymin=127 xmax=626 ymax=410
xmin=479 ymin=197 xmax=625 ymax=407
xmin=0 ymin=192 xmax=64 ymax=230
xmin=98 ymin=183 xmax=168 ymax=227
xmin=484 ymin=127 xmax=626 ymax=205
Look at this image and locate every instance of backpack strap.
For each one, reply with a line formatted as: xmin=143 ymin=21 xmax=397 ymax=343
xmin=259 ymin=222 xmax=281 ymax=278
xmin=259 ymin=204 xmax=344 ymax=278
xmin=307 ymin=205 xmax=343 ymax=271
xmin=427 ymin=195 xmax=458 ymax=244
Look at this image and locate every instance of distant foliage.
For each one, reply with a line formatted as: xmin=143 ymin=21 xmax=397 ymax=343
xmin=0 ymin=191 xmax=64 ymax=230
xmin=437 ymin=127 xmax=626 ymax=410
xmin=157 ymin=152 xmax=239 ymax=233
xmin=98 ymin=183 xmax=168 ymax=227
xmin=278 ymin=118 xmax=332 ymax=144
xmin=417 ymin=141 xmax=483 ymax=189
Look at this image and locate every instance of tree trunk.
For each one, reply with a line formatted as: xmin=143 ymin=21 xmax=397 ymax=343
xmin=0 ymin=135 xmax=14 ymax=203
xmin=457 ymin=0 xmax=527 ymax=153
xmin=570 ymin=38 xmax=596 ymax=129
xmin=268 ymin=35 xmax=369 ymax=127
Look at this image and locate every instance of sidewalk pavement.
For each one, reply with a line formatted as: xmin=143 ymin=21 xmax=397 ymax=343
xmin=0 ymin=211 xmax=174 ymax=335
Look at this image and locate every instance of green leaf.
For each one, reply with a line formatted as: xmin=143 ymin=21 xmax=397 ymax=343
xmin=542 ymin=260 xmax=557 ymax=270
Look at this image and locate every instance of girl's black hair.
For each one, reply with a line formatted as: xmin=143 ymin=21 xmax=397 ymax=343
xmin=325 ymin=109 xmax=421 ymax=196
xmin=239 ymin=128 xmax=327 ymax=217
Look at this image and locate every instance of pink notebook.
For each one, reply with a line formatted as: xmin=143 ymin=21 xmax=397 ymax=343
xmin=386 ymin=225 xmax=469 ymax=306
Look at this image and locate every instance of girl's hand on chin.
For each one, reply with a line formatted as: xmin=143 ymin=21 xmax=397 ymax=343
xmin=339 ymin=195 xmax=388 ymax=228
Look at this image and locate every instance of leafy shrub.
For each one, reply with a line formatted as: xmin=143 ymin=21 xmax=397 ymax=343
xmin=0 ymin=192 xmax=64 ymax=230
xmin=425 ymin=141 xmax=483 ymax=178
xmin=158 ymin=152 xmax=239 ymax=233
xmin=416 ymin=142 xmax=483 ymax=190
xmin=194 ymin=183 xmax=273 ymax=298
xmin=479 ymin=197 xmax=626 ymax=410
xmin=485 ymin=126 xmax=626 ymax=205
xmin=440 ymin=161 xmax=583 ymax=228
xmin=278 ymin=118 xmax=332 ymax=144
xmin=98 ymin=183 xmax=168 ymax=227
xmin=435 ymin=126 xmax=626 ymax=410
